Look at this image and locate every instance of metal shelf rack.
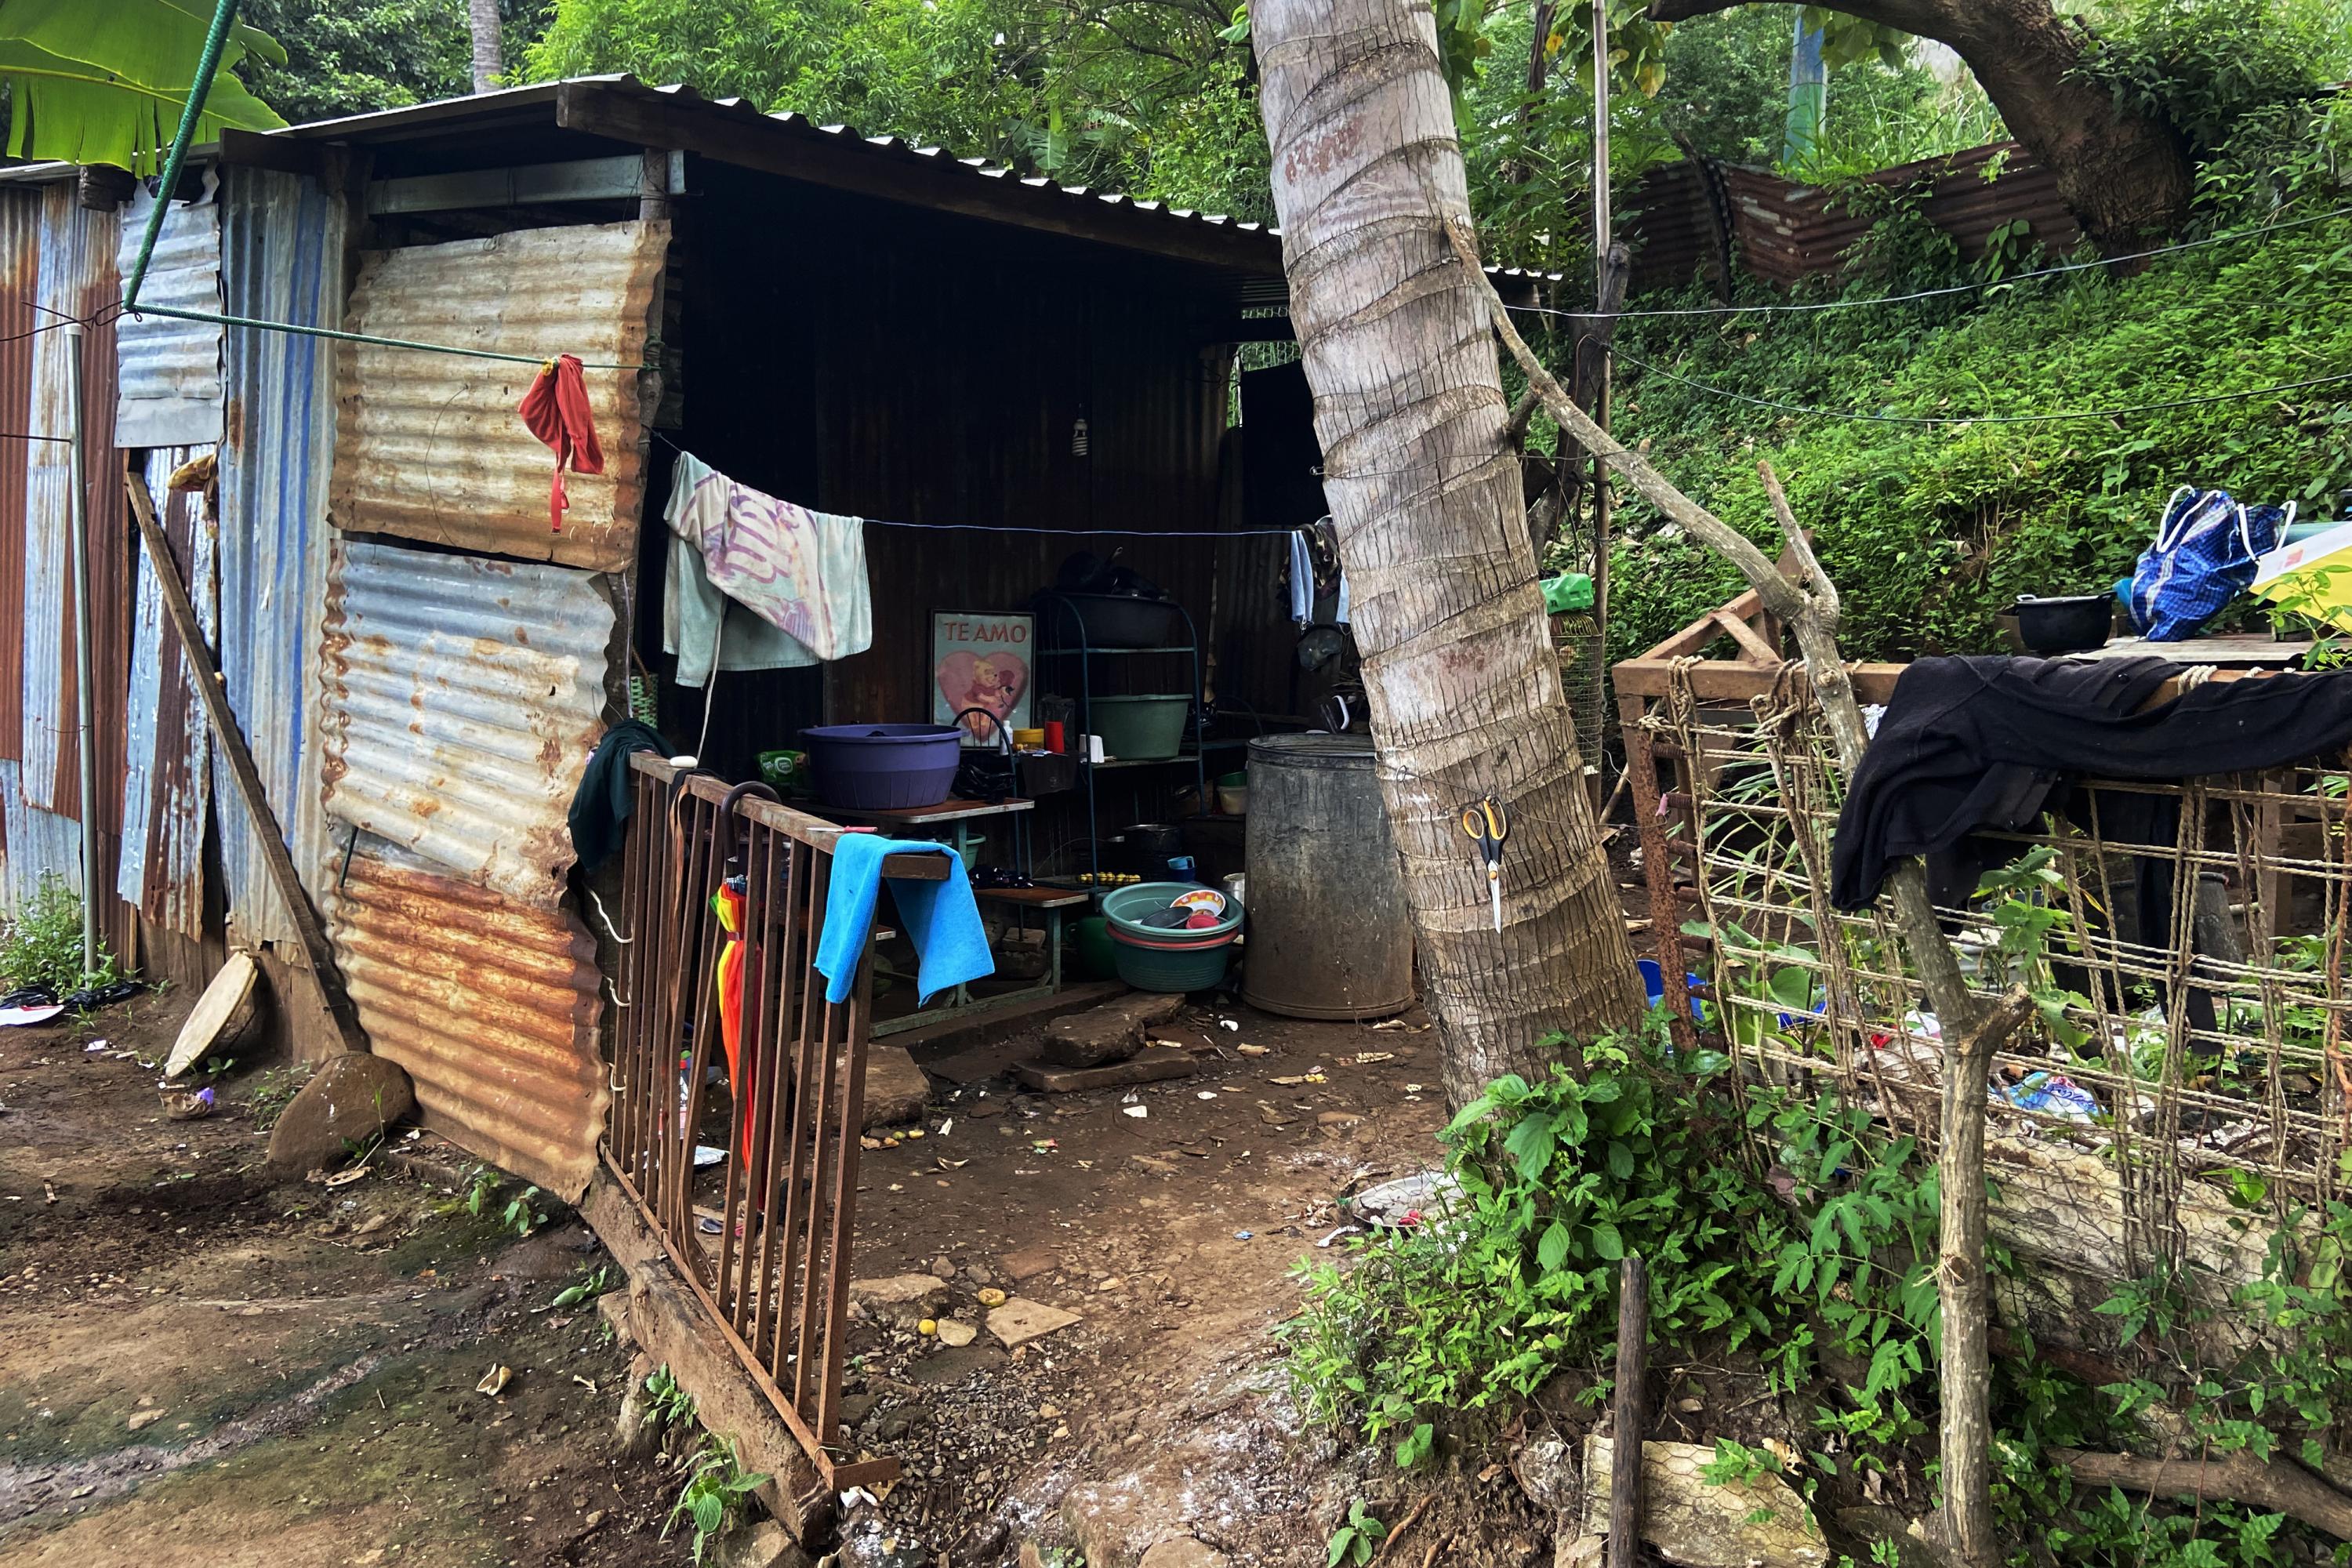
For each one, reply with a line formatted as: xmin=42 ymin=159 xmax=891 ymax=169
xmin=1034 ymin=590 xmax=1207 ymax=884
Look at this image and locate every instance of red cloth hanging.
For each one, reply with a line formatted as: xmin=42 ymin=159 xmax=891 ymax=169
xmin=517 ymin=354 xmax=604 ymax=532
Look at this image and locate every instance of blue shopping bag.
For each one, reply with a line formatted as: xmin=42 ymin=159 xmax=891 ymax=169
xmin=2126 ymin=485 xmax=2294 ymax=641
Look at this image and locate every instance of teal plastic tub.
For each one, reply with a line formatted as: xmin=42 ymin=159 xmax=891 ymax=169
xmin=1088 ymin=695 xmax=1191 ymax=760
xmin=1110 ymin=926 xmax=1233 ymax=993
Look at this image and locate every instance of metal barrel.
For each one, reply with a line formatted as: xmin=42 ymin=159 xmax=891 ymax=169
xmin=1240 ymin=734 xmax=1414 ymax=1020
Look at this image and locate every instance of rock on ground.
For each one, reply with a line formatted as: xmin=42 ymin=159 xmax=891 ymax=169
xmin=849 ymin=1274 xmax=951 ymax=1327
xmin=1581 ymin=1438 xmax=1828 ymax=1568
xmin=1041 ymin=993 xmax=1185 ymax=1069
xmin=264 ymin=1051 xmax=416 ymax=1174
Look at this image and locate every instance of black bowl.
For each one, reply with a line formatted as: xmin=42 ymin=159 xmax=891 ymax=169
xmin=2013 ymin=593 xmax=2114 ymax=655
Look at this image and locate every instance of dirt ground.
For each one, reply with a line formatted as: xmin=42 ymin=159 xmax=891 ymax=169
xmin=1 ymin=983 xmax=1557 ymax=1568
xmin=0 ymin=990 xmax=686 ymax=1568
xmin=827 ymin=1000 xmax=1552 ymax=1568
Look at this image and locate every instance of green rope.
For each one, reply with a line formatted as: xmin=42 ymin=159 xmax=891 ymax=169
xmin=129 ymin=303 xmax=655 ymax=372
xmin=124 ymin=0 xmax=240 ymax=312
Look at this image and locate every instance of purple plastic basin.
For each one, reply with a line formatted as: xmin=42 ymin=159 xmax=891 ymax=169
xmin=801 ymin=724 xmax=963 ymax=811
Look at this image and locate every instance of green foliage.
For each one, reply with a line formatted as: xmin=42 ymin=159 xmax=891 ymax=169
xmin=642 ymin=1364 xmax=697 ymax=1432
xmin=0 ymin=0 xmax=286 ymax=171
xmin=663 ymin=1434 xmax=767 ymax=1565
xmin=1325 ymin=1500 xmax=1385 ymax=1568
xmin=1285 ymin=1021 xmax=1945 ymax=1457
xmin=1606 ymin=170 xmax=2352 ymax=669
xmin=2077 ymin=0 xmax=2352 ymax=161
xmin=550 ymin=1264 xmax=614 ymax=1309
xmin=0 ymin=873 xmax=117 ymax=996
xmin=233 ymin=0 xmax=546 ymax=122
xmin=524 ymin=0 xmax=1266 ymax=220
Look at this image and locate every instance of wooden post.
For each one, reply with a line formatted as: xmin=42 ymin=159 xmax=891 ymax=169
xmin=1938 ymin=984 xmax=2036 ymax=1568
xmin=124 ymin=471 xmax=372 ymax=1056
xmin=1610 ymin=1252 xmax=1647 ymax=1568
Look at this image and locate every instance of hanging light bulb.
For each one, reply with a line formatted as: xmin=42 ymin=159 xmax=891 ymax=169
xmin=1071 ymin=415 xmax=1090 ymax=457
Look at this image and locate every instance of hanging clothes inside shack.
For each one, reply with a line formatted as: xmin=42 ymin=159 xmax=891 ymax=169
xmin=711 ymin=871 xmax=760 ymax=1168
xmin=517 ymin=354 xmax=604 ymax=532
xmin=1289 ymin=517 xmax=1350 ymax=626
xmin=662 ymin=449 xmax=873 ymax=684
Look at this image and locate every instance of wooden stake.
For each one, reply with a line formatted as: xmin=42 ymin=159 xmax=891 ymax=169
xmin=1938 ymin=983 xmax=2036 ymax=1567
xmin=1609 ymin=1252 xmax=1647 ymax=1568
xmin=124 ymin=471 xmax=372 ymax=1056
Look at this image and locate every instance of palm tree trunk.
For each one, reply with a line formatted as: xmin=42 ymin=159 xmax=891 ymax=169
xmin=468 ymin=0 xmax=503 ymax=94
xmin=1251 ymin=0 xmax=1647 ymax=1106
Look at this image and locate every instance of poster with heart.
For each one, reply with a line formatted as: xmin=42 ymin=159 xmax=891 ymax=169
xmin=931 ymin=611 xmax=1033 ymax=744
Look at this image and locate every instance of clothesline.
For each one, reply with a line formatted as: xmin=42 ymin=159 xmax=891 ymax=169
xmin=646 ymin=431 xmax=1305 ymax=537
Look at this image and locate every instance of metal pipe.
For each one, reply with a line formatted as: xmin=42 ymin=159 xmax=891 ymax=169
xmin=64 ymin=324 xmax=96 ymax=975
xmin=1590 ymin=0 xmax=1614 ymax=639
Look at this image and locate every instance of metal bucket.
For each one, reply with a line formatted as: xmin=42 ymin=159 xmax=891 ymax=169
xmin=1242 ymin=734 xmax=1414 ymax=1020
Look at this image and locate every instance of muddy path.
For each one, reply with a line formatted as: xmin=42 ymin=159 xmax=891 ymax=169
xmin=0 ymin=994 xmax=686 ymax=1568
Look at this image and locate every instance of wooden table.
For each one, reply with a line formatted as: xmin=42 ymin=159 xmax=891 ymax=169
xmin=806 ymin=797 xmax=1072 ymax=1033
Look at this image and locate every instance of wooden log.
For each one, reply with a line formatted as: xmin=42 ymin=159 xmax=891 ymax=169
xmin=1610 ymin=1254 xmax=1648 ymax=1568
xmin=2053 ymin=1449 xmax=2352 ymax=1541
xmin=125 ymin=471 xmax=372 ymax=1057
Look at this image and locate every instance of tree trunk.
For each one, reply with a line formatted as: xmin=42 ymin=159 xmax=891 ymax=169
xmin=468 ymin=0 xmax=503 ymax=94
xmin=1252 ymin=0 xmax=1648 ymax=1105
xmin=1647 ymin=0 xmax=2192 ymax=249
xmin=1936 ymin=985 xmax=2036 ymax=1568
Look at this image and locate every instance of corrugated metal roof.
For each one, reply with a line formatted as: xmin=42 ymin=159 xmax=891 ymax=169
xmin=216 ymin=165 xmax=343 ymax=946
xmin=260 ymin=76 xmax=1286 ymax=285
xmin=114 ymin=185 xmax=224 ymax=448
xmin=329 ymin=840 xmax=607 ymax=1200
xmin=319 ymin=537 xmax=612 ymax=908
xmin=328 ymin=220 xmax=665 ymax=572
xmin=117 ymin=447 xmax=215 ymax=937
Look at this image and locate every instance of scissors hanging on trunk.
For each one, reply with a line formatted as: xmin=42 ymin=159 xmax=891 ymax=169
xmin=1461 ymin=795 xmax=1509 ymax=934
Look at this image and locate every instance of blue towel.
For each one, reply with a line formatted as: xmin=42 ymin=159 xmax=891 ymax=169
xmin=815 ymin=834 xmax=994 ymax=1006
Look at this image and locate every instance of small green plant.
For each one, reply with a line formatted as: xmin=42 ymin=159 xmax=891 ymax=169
xmin=663 ymin=1434 xmax=768 ymax=1566
xmin=1700 ymin=1437 xmax=1784 ymax=1486
xmin=0 ymin=873 xmax=116 ymax=996
xmin=550 ymin=1265 xmax=613 ymax=1310
xmin=245 ymin=1065 xmax=307 ymax=1132
xmin=1325 ymin=1501 xmax=1385 ymax=1568
xmin=643 ymin=1365 xmax=697 ymax=1432
xmin=500 ymin=1184 xmax=546 ymax=1238
xmin=463 ymin=1164 xmax=499 ymax=1216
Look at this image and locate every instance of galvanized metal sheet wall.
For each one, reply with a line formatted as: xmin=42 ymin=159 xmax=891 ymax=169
xmin=216 ymin=165 xmax=344 ymax=946
xmin=0 ymin=759 xmax=84 ymax=906
xmin=329 ymin=840 xmax=607 ymax=1200
xmin=114 ymin=187 xmax=224 ymax=448
xmin=329 ymin=220 xmax=666 ymax=572
xmin=319 ymin=537 xmax=612 ymax=908
xmin=20 ymin=183 xmax=124 ymax=826
xmin=118 ymin=448 xmax=215 ymax=937
xmin=0 ymin=189 xmax=38 ymax=768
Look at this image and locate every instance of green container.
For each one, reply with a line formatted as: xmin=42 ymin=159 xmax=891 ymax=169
xmin=1088 ymin=695 xmax=1191 ymax=760
xmin=1073 ymin=916 xmax=1119 ymax=981
xmin=1111 ymin=930 xmax=1232 ymax=993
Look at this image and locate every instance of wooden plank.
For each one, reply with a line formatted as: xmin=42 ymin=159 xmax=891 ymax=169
xmin=975 ymin=885 xmax=1089 ymax=909
xmin=1711 ymin=607 xmax=1782 ymax=665
xmin=125 ymin=472 xmax=372 ymax=1057
xmin=1014 ymin=1051 xmax=1197 ymax=1093
xmin=819 ymin=796 xmax=1037 ymax=825
xmin=553 ymin=80 xmax=1283 ymax=277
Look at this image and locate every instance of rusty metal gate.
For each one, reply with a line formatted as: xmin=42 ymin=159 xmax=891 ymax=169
xmin=607 ymin=755 xmax=937 ymax=1490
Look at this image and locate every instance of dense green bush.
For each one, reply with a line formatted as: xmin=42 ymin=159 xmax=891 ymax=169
xmin=1602 ymin=160 xmax=2352 ymax=666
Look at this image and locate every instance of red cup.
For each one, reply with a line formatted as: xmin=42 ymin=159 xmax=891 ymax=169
xmin=1044 ymin=720 xmax=1066 ymax=753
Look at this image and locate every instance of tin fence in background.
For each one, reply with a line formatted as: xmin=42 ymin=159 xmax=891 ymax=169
xmin=607 ymin=754 xmax=942 ymax=1490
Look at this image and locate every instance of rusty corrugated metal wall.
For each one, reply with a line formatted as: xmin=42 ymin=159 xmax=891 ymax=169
xmin=329 ymin=844 xmax=607 ymax=1199
xmin=319 ymin=538 xmax=612 ymax=907
xmin=328 ymin=220 xmax=666 ymax=572
xmin=216 ymin=165 xmax=343 ymax=946
xmin=319 ymin=535 xmax=614 ymax=1195
xmin=114 ymin=185 xmax=224 ymax=448
xmin=1624 ymin=141 xmax=2082 ymax=294
xmin=118 ymin=447 xmax=216 ymax=937
xmin=2 ymin=181 xmax=130 ymax=959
